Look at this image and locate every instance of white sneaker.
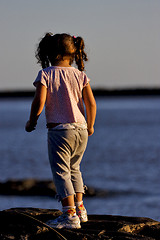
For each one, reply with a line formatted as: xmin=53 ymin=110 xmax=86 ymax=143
xmin=76 ymin=204 xmax=88 ymax=223
xmin=46 ymin=208 xmax=81 ymax=229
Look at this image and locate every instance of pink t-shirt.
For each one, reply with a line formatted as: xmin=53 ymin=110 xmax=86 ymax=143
xmin=33 ymin=66 xmax=90 ymax=124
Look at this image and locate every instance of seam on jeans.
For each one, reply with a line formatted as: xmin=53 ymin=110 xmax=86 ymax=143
xmin=75 ymin=129 xmax=81 ymax=155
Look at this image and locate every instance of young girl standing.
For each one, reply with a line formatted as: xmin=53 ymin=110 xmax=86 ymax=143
xmin=25 ymin=33 xmax=96 ymax=229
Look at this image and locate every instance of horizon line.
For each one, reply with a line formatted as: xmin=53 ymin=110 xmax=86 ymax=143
xmin=0 ymin=87 xmax=160 ymax=98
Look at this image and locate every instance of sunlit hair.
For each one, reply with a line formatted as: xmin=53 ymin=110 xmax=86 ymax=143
xmin=35 ymin=32 xmax=88 ymax=71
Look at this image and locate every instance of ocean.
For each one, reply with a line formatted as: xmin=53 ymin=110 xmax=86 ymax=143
xmin=0 ymin=96 xmax=159 ymax=221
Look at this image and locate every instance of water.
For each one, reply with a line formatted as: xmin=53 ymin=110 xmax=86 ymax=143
xmin=0 ymin=97 xmax=160 ymax=221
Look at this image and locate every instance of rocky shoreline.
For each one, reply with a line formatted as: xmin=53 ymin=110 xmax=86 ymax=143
xmin=0 ymin=208 xmax=160 ymax=240
xmin=0 ymin=180 xmax=160 ymax=239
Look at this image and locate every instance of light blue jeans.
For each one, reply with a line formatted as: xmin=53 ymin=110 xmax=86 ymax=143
xmin=48 ymin=126 xmax=88 ymax=201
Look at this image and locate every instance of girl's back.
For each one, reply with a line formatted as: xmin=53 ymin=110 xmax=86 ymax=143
xmin=34 ymin=66 xmax=90 ymax=124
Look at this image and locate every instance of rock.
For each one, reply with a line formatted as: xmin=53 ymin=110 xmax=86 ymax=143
xmin=0 ymin=208 xmax=160 ymax=240
xmin=0 ymin=179 xmax=109 ymax=198
xmin=0 ymin=179 xmax=56 ymax=197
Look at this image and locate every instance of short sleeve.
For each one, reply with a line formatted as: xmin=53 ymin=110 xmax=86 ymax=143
xmin=33 ymin=70 xmax=48 ymax=88
xmin=83 ymin=72 xmax=90 ymax=88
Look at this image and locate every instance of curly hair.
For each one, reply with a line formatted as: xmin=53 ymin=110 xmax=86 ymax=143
xmin=35 ymin=32 xmax=88 ymax=71
xmin=73 ymin=36 xmax=88 ymax=71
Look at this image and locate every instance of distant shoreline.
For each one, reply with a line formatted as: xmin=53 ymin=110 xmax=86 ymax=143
xmin=0 ymin=88 xmax=160 ymax=98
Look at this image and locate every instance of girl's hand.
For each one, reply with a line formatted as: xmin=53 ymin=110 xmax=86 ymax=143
xmin=25 ymin=120 xmax=36 ymax=132
xmin=88 ymin=127 xmax=94 ymax=136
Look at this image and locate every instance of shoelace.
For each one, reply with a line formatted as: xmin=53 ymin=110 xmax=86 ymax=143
xmin=56 ymin=208 xmax=76 ymax=221
xmin=77 ymin=204 xmax=84 ymax=211
xmin=66 ymin=208 xmax=76 ymax=216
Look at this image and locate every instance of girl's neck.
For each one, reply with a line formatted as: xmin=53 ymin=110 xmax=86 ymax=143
xmin=53 ymin=59 xmax=71 ymax=67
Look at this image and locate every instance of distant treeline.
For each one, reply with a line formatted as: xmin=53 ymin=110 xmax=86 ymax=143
xmin=92 ymin=88 xmax=160 ymax=97
xmin=0 ymin=88 xmax=160 ymax=98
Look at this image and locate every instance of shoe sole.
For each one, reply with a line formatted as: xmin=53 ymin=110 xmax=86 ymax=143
xmin=47 ymin=224 xmax=81 ymax=229
xmin=80 ymin=218 xmax=88 ymax=223
xmin=46 ymin=221 xmax=81 ymax=229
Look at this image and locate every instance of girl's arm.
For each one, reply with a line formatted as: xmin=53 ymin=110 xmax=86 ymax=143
xmin=25 ymin=82 xmax=47 ymax=132
xmin=82 ymin=83 xmax=96 ymax=136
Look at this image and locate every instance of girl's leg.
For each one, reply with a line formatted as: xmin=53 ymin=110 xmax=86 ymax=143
xmin=70 ymin=129 xmax=88 ymax=223
xmin=62 ymin=195 xmax=75 ymax=207
xmin=75 ymin=192 xmax=83 ymax=202
xmin=48 ymin=129 xmax=76 ymax=202
xmin=47 ymin=130 xmax=81 ymax=229
xmin=70 ymin=129 xmax=88 ymax=196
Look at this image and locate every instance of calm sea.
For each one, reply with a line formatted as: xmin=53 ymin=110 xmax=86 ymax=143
xmin=0 ymin=97 xmax=160 ymax=221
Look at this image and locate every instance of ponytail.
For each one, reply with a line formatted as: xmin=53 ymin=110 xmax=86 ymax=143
xmin=35 ymin=32 xmax=53 ymax=69
xmin=73 ymin=36 xmax=88 ymax=71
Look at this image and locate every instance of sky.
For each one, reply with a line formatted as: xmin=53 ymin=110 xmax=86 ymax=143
xmin=0 ymin=0 xmax=159 ymax=90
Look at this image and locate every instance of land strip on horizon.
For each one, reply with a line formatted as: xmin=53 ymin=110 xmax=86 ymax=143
xmin=0 ymin=88 xmax=160 ymax=98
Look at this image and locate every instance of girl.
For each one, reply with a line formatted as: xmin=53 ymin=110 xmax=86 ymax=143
xmin=25 ymin=33 xmax=96 ymax=229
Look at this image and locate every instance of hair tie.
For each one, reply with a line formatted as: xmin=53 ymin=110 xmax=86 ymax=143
xmin=73 ymin=35 xmax=77 ymax=39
